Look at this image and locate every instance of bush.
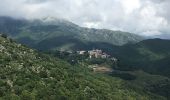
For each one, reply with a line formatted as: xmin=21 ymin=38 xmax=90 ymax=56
xmin=1 ymin=34 xmax=7 ymax=38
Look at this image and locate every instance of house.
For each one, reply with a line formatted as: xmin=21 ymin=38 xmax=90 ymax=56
xmin=77 ymin=50 xmax=86 ymax=55
xmin=88 ymin=49 xmax=110 ymax=59
xmin=101 ymin=53 xmax=110 ymax=58
xmin=111 ymin=57 xmax=118 ymax=62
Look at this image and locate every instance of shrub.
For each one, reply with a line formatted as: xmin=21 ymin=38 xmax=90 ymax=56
xmin=1 ymin=34 xmax=7 ymax=38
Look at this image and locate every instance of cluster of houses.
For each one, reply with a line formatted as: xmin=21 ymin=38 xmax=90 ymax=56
xmin=77 ymin=49 xmax=109 ymax=58
xmin=88 ymin=49 xmax=110 ymax=59
xmin=77 ymin=49 xmax=117 ymax=61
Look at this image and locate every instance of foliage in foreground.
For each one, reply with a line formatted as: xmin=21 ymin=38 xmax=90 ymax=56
xmin=0 ymin=36 xmax=165 ymax=100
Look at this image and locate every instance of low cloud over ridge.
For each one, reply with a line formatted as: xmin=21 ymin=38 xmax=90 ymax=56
xmin=0 ymin=0 xmax=169 ymax=37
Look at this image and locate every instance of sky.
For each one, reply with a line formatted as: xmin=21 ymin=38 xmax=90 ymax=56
xmin=0 ymin=0 xmax=169 ymax=37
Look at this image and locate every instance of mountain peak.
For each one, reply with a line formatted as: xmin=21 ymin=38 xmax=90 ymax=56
xmin=39 ymin=16 xmax=78 ymax=27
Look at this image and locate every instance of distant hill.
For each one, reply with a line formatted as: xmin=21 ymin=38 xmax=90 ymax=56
xmin=110 ymin=39 xmax=170 ymax=78
xmin=0 ymin=16 xmax=144 ymax=51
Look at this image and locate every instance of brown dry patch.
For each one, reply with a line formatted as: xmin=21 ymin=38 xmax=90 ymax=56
xmin=93 ymin=67 xmax=113 ymax=73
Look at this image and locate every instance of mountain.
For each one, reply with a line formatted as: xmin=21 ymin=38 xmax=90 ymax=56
xmin=153 ymin=33 xmax=170 ymax=39
xmin=109 ymin=39 xmax=170 ymax=78
xmin=0 ymin=34 xmax=165 ymax=99
xmin=0 ymin=16 xmax=144 ymax=51
xmin=0 ymin=16 xmax=28 ymax=35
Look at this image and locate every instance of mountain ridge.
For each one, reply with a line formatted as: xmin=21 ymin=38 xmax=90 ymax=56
xmin=0 ymin=16 xmax=144 ymax=51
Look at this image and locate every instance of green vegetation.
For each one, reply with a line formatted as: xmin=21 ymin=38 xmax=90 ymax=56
xmin=110 ymin=39 xmax=170 ymax=78
xmin=0 ymin=35 xmax=165 ymax=99
xmin=48 ymin=49 xmax=170 ymax=99
xmin=0 ymin=16 xmax=170 ymax=100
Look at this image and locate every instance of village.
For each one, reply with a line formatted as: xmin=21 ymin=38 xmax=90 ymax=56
xmin=52 ymin=49 xmax=118 ymax=73
xmin=77 ymin=49 xmax=117 ymax=61
xmin=77 ymin=49 xmax=118 ymax=73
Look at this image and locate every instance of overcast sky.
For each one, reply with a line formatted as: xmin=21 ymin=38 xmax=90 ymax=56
xmin=0 ymin=0 xmax=169 ymax=37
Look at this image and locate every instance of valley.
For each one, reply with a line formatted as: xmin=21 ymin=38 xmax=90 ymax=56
xmin=1 ymin=34 xmax=166 ymax=100
xmin=0 ymin=16 xmax=170 ymax=100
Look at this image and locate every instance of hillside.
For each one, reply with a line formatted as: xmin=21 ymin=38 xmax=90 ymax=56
xmin=1 ymin=35 xmax=165 ymax=99
xmin=110 ymin=39 xmax=170 ymax=78
xmin=0 ymin=16 xmax=144 ymax=51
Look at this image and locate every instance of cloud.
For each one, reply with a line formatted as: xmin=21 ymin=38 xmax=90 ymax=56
xmin=24 ymin=0 xmax=49 ymax=4
xmin=0 ymin=0 xmax=169 ymax=37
